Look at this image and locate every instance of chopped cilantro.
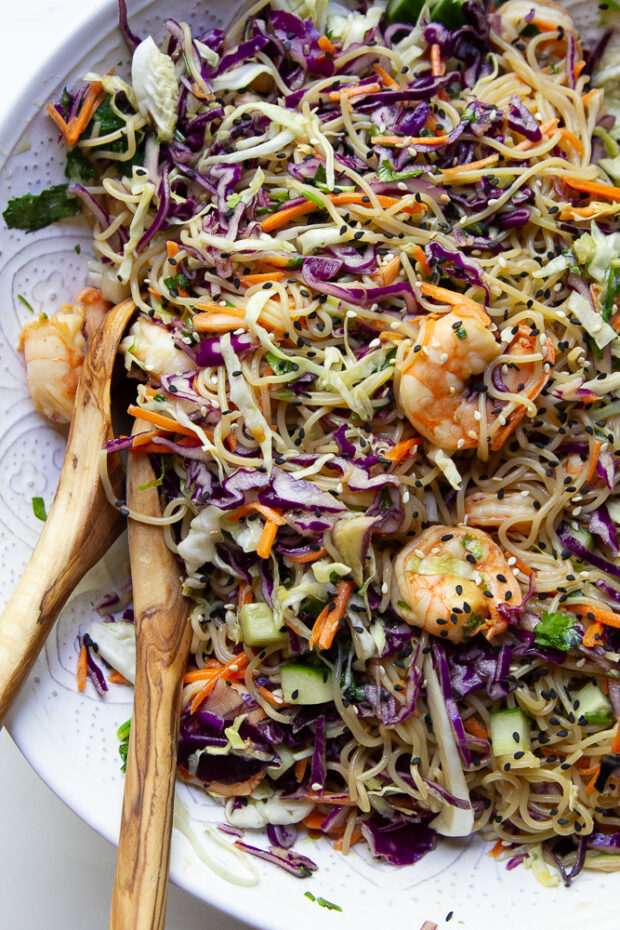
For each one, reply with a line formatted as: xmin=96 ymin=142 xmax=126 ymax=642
xmin=377 ymin=159 xmax=424 ymax=182
xmin=17 ymin=294 xmax=35 ymax=314
xmin=117 ymin=718 xmax=131 ymax=772
xmin=3 ymin=184 xmax=81 ymax=232
xmin=534 ymin=610 xmax=580 ymax=652
xmin=74 ymin=244 xmax=81 ymax=254
xmin=455 ymin=326 xmax=467 ymax=340
xmin=378 ymin=346 xmax=397 ymax=371
xmin=317 ymin=898 xmax=342 ymax=911
xmin=266 ymin=350 xmax=295 ymax=375
xmin=302 ymin=188 xmax=325 ymax=208
xmin=31 ymin=497 xmax=47 ymax=521
xmin=163 ymin=272 xmax=190 ymax=292
xmin=397 ymin=599 xmax=411 ymax=610
xmin=226 ymin=192 xmax=242 ymax=209
xmin=381 ymin=487 xmax=393 ymax=509
xmin=462 ymin=534 xmax=484 ymax=562
xmin=138 ymin=456 xmax=170 ymax=491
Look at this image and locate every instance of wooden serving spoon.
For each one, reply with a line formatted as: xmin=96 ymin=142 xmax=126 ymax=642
xmin=109 ymin=418 xmax=192 ymax=930
xmin=0 ymin=298 xmax=136 ymax=728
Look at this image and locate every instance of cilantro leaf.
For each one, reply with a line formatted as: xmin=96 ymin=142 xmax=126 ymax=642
xmin=3 ymin=184 xmax=81 ymax=232
xmin=266 ymin=350 xmax=296 ymax=376
xmin=32 ymin=497 xmax=47 ymax=521
xmin=534 ymin=610 xmax=580 ymax=651
xmin=377 ymin=159 xmax=424 ymax=182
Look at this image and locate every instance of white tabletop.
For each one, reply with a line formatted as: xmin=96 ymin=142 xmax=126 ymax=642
xmin=0 ymin=3 xmax=252 ymax=928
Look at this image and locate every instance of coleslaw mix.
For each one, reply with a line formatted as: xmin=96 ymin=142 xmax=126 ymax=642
xmin=7 ymin=0 xmax=620 ymax=884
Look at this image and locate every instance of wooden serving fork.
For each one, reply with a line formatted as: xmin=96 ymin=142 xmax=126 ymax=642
xmin=109 ymin=418 xmax=192 ymax=930
xmin=0 ymin=298 xmax=136 ymax=728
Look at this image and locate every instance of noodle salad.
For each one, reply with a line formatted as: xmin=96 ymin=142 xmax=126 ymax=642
xmin=7 ymin=0 xmax=620 ymax=886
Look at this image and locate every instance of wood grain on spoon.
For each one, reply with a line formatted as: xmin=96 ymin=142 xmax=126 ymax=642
xmin=109 ymin=419 xmax=192 ymax=930
xmin=0 ymin=298 xmax=136 ymax=728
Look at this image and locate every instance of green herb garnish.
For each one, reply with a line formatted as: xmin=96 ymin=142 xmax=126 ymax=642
xmin=3 ymin=184 xmax=81 ymax=232
xmin=31 ymin=497 xmax=47 ymax=521
xmin=534 ymin=610 xmax=580 ymax=652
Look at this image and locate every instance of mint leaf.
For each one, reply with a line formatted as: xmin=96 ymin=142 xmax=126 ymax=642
xmin=3 ymin=184 xmax=81 ymax=232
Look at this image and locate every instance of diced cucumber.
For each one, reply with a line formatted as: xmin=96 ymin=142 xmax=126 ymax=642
xmin=575 ymin=682 xmax=613 ymax=726
xmin=387 ymin=0 xmax=466 ymax=28
xmin=281 ymin=664 xmax=333 ymax=704
xmin=564 ymin=523 xmax=595 ymax=552
xmin=490 ymin=707 xmax=531 ymax=756
xmin=238 ymin=603 xmax=287 ymax=648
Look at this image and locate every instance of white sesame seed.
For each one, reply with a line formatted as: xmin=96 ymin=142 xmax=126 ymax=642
xmin=368 ymin=338 xmax=381 ymax=348
xmin=440 ymin=352 xmax=449 ymax=364
xmin=573 ymin=507 xmax=582 ymax=516
xmin=397 ymin=181 xmax=408 ymax=191
xmin=468 ymin=429 xmax=478 ymax=439
xmin=415 ymin=548 xmax=425 ymax=558
xmin=507 ymin=556 xmax=517 ymax=566
xmin=579 ymin=571 xmax=590 ymax=578
xmin=346 ymin=310 xmax=357 ymax=318
xmin=498 ymin=415 xmax=507 ymax=426
xmin=457 ymin=438 xmax=465 ymax=448
xmin=381 ymin=582 xmax=389 ymax=594
xmin=391 ymin=320 xmax=401 ymax=329
xmin=431 ymin=340 xmax=441 ymax=349
xmin=402 ymin=490 xmax=410 ymax=503
xmin=521 ymin=489 xmax=529 ymax=497
xmin=311 ymin=782 xmax=323 ymax=790
xmin=473 ymin=410 xmax=482 ymax=421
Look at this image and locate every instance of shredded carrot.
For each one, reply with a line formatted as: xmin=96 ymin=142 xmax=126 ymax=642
xmin=371 ymin=254 xmax=401 ymax=286
xmin=574 ymin=60 xmax=586 ymax=79
xmin=238 ymin=582 xmax=253 ymax=606
xmin=287 ymin=546 xmax=328 ymax=563
xmin=302 ymin=811 xmax=329 ymax=831
xmin=583 ymin=621 xmax=604 ymax=649
xmin=329 ymin=81 xmax=381 ymax=101
xmin=127 ymin=404 xmax=198 ymax=439
xmin=318 ymin=34 xmax=336 ymax=55
xmin=566 ymin=603 xmax=620 ymax=629
xmin=227 ymin=502 xmax=286 ymax=525
xmin=373 ymin=63 xmax=399 ymax=88
xmin=441 ymin=153 xmax=500 ymax=175
xmin=184 ymin=653 xmax=250 ymax=684
xmin=261 ymin=191 xmax=425 ymax=233
xmin=378 ymin=331 xmax=405 ymax=341
xmin=256 ymin=685 xmax=288 ymax=707
xmin=555 ymin=128 xmax=585 ymax=157
xmin=66 ymin=81 xmax=105 ymax=146
xmin=586 ymin=767 xmax=601 ymax=794
xmin=166 ymin=240 xmax=179 ymax=259
xmin=419 ymin=282 xmax=489 ymax=321
xmin=562 ymin=176 xmax=620 ymax=202
xmin=193 ymin=312 xmax=250 ymax=332
xmin=257 ymin=518 xmax=280 ymax=559
xmin=383 ymin=437 xmax=421 ymax=462
xmin=108 ymin=670 xmax=128 ymax=685
xmin=512 ymin=118 xmax=560 ymax=152
xmin=131 ymin=428 xmax=162 ymax=448
xmin=295 ymin=756 xmax=309 ymax=783
xmin=194 ymin=302 xmax=246 ymax=317
xmin=76 ymin=645 xmax=88 ymax=692
xmin=294 ymin=792 xmax=357 ymax=806
xmin=490 ymin=336 xmax=555 ymax=451
xmin=585 ymin=439 xmax=602 ymax=483
xmin=310 ymin=580 xmax=355 ymax=650
xmin=488 ymin=839 xmax=504 ymax=858
xmin=612 ymin=724 xmax=620 ymax=753
xmin=412 ymin=244 xmax=431 ymax=277
xmin=582 ymin=89 xmax=600 ymax=105
xmin=430 ymin=43 xmax=444 ymax=77
xmin=334 ymin=829 xmax=363 ymax=851
xmin=510 ymin=555 xmax=534 ymax=577
xmin=238 ymin=272 xmax=287 ymax=286
xmin=463 ymin=716 xmax=489 ymax=740
xmin=610 ymin=311 xmax=620 ymax=333
xmin=372 ymin=133 xmax=451 ymax=147
xmin=46 ymin=102 xmax=71 ymax=137
xmin=187 ymin=654 xmax=251 ymax=713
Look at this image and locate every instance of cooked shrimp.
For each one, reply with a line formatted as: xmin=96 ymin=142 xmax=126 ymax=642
xmin=464 ymin=490 xmax=540 ymax=530
xmin=398 ymin=313 xmax=554 ymax=452
xmin=120 ymin=317 xmax=196 ymax=379
xmin=398 ymin=306 xmax=500 ymax=450
xmin=75 ymin=286 xmax=112 ymax=342
xmin=19 ymin=304 xmax=86 ymax=423
xmin=392 ymin=525 xmax=522 ymax=643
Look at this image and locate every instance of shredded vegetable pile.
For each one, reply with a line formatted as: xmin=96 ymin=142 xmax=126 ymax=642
xmin=9 ymin=0 xmax=620 ymax=886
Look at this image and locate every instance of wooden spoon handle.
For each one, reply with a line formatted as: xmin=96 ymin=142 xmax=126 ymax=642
xmin=0 ymin=299 xmax=135 ymax=727
xmin=109 ymin=440 xmax=191 ymax=930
